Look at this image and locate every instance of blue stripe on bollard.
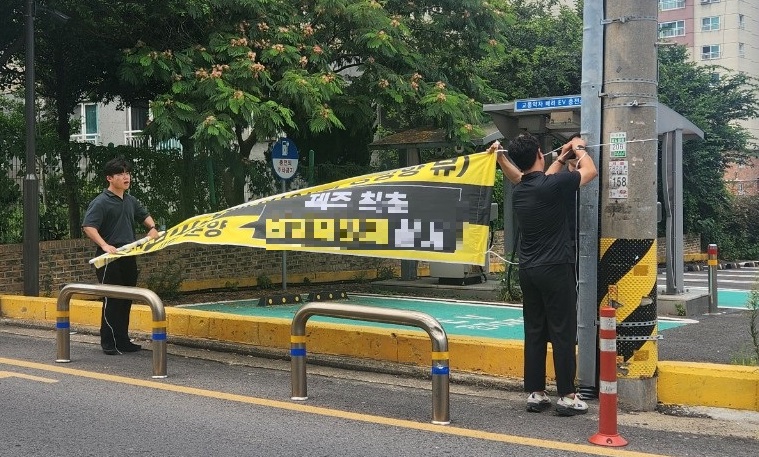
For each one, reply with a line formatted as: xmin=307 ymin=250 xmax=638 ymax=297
xmin=56 ymin=321 xmax=70 ymax=329
xmin=152 ymin=332 xmax=167 ymax=341
xmin=431 ymin=366 xmax=449 ymax=375
xmin=290 ymin=348 xmax=306 ymax=357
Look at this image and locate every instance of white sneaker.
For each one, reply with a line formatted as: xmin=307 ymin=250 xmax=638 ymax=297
xmin=556 ymin=394 xmax=588 ymax=416
xmin=526 ymin=391 xmax=551 ymax=412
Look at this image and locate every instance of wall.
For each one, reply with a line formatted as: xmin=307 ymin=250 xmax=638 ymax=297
xmin=1 ymin=230 xmax=702 ymax=296
xmin=0 ymin=238 xmax=400 ymax=297
xmin=656 ymin=233 xmax=703 ymax=262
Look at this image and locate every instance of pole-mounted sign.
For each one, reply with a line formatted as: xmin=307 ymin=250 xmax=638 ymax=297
xmin=270 ymin=137 xmax=299 ymax=292
xmin=271 ymin=137 xmax=299 ymax=180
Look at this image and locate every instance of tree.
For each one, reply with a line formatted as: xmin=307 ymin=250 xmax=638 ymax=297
xmin=657 ymin=44 xmax=759 ymax=253
xmin=119 ymin=0 xmax=516 ymax=211
xmin=479 ymin=0 xmax=583 ymax=101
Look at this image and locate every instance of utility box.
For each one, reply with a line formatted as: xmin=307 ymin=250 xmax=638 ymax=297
xmin=429 ymin=203 xmax=499 ymax=285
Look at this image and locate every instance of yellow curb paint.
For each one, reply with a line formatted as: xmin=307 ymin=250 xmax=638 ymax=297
xmin=658 ymin=361 xmax=759 ymax=411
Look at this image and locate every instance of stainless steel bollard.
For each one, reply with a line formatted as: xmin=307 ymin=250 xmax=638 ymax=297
xmin=290 ymin=301 xmax=450 ymax=425
xmin=707 ymin=244 xmax=718 ymax=313
xmin=56 ymin=283 xmax=168 ymax=378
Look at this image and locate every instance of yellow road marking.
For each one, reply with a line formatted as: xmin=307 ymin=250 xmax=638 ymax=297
xmin=0 ymin=370 xmax=58 ymax=383
xmin=0 ymin=357 xmax=669 ymax=457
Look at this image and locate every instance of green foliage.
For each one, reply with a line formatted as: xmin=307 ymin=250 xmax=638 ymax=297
xmin=499 ymin=263 xmax=522 ymax=303
xmin=747 ymin=283 xmax=759 ymax=365
xmin=144 ymin=261 xmax=185 ymax=300
xmin=658 ymin=45 xmax=759 ymax=255
xmin=674 ymin=303 xmax=686 ymax=317
xmin=480 ymin=0 xmax=582 ymax=101
xmin=256 ymin=273 xmax=273 ymax=290
xmin=376 ymin=265 xmax=396 ymax=281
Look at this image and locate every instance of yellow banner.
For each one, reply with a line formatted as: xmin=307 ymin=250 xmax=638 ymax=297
xmin=91 ymin=151 xmax=497 ymax=268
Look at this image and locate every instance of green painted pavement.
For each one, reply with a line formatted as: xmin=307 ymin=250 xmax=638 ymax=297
xmin=182 ymin=294 xmax=688 ymax=340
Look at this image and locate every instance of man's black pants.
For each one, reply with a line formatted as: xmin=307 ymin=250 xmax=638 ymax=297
xmin=95 ymin=256 xmax=138 ymax=349
xmin=519 ymin=263 xmax=578 ymax=397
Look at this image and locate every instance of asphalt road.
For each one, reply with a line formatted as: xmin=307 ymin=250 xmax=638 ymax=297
xmin=658 ymin=265 xmax=759 ymax=291
xmin=2 ymin=325 xmax=758 ymax=457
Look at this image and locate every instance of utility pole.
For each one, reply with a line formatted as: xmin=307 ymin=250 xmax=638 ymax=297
xmin=576 ymin=0 xmax=604 ymax=400
xmin=599 ymin=1 xmax=659 ymax=411
xmin=23 ymin=0 xmax=40 ymax=296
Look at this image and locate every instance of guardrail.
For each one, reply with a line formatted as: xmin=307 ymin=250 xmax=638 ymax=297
xmin=55 ymin=283 xmax=167 ymax=378
xmin=290 ymin=301 xmax=450 ymax=425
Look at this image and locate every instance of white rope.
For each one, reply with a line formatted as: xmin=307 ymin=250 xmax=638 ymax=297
xmin=488 ymin=249 xmax=519 ymax=266
xmin=495 ymin=137 xmax=659 ymax=157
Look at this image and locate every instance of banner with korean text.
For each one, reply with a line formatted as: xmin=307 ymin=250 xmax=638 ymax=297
xmin=91 ymin=151 xmax=497 ymax=268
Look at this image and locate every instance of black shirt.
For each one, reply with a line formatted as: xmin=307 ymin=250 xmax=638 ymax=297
xmin=82 ymin=189 xmax=150 ymax=248
xmin=513 ymin=170 xmax=581 ymax=269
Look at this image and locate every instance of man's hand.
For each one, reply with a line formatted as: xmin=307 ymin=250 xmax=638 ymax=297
xmin=101 ymin=243 xmax=118 ymax=254
xmin=487 ymin=140 xmax=503 ymax=156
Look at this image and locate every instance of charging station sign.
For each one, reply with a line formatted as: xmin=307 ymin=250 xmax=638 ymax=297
xmin=271 ymin=137 xmax=299 ymax=180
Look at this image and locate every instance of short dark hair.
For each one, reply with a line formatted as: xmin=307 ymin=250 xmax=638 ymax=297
xmin=103 ymin=157 xmax=132 ymax=177
xmin=507 ymin=133 xmax=540 ymax=171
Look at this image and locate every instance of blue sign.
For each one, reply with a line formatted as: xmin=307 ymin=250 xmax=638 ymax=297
xmin=514 ymin=95 xmax=582 ymax=112
xmin=271 ymin=137 xmax=299 ymax=180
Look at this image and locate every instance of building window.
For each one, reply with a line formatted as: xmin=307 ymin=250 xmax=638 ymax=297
xmin=72 ymin=103 xmax=99 ymax=144
xmin=739 ymin=14 xmax=745 ymax=30
xmin=659 ymin=0 xmax=685 ymax=11
xmin=702 ymin=16 xmax=720 ymax=31
xmin=700 ymin=0 xmax=720 ymax=4
xmin=738 ymin=43 xmax=745 ymax=57
xmin=659 ymin=21 xmax=685 ymax=38
xmin=701 ymin=45 xmax=721 ymax=60
xmin=125 ymin=102 xmax=150 ymax=147
xmin=129 ymin=103 xmax=149 ymax=132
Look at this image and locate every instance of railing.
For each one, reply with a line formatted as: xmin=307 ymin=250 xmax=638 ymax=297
xmin=290 ymin=302 xmax=450 ymax=425
xmin=70 ymin=133 xmax=100 ymax=144
xmin=55 ymin=283 xmax=168 ymax=378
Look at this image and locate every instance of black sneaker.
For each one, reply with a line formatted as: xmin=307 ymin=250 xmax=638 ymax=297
xmin=118 ymin=342 xmax=142 ymax=353
xmin=102 ymin=347 xmax=120 ymax=355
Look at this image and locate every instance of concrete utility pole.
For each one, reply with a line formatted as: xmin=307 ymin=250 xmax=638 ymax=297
xmin=599 ymin=1 xmax=659 ymax=411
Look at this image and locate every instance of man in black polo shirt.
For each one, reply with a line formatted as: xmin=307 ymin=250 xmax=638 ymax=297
xmin=82 ymin=157 xmax=159 ymax=355
xmin=490 ymin=133 xmax=597 ymax=416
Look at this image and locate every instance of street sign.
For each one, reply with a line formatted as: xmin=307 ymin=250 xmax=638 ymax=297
xmin=271 ymin=137 xmax=299 ymax=180
xmin=514 ymin=95 xmax=582 ymax=112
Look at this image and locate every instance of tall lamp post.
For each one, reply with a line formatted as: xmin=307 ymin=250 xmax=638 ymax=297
xmin=23 ymin=0 xmax=39 ymax=296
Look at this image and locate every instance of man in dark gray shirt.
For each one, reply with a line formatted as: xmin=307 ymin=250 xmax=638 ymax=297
xmin=82 ymin=157 xmax=159 ymax=355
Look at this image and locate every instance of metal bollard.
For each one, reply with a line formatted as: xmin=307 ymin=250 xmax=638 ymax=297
xmin=56 ymin=283 xmax=168 ymax=378
xmin=707 ymin=244 xmax=718 ymax=313
xmin=290 ymin=302 xmax=450 ymax=425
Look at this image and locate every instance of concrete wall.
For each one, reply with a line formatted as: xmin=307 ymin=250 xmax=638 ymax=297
xmin=0 ymin=237 xmax=400 ymax=296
